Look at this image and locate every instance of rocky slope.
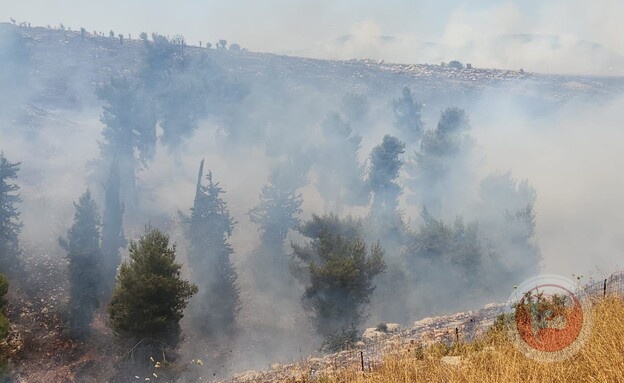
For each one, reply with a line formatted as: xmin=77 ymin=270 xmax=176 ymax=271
xmin=221 ymin=302 xmax=504 ymax=383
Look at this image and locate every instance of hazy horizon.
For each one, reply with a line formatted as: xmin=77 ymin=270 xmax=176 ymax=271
xmin=4 ymin=0 xmax=624 ymax=75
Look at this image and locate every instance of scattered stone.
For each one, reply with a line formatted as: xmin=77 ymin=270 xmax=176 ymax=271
xmin=441 ymin=356 xmax=462 ymax=366
xmin=362 ymin=327 xmax=382 ymax=340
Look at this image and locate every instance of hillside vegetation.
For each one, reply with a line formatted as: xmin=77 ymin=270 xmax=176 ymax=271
xmin=1 ymin=21 xmax=624 ymax=382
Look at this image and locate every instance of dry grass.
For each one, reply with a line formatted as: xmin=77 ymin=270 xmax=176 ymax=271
xmin=317 ymin=296 xmax=624 ymax=383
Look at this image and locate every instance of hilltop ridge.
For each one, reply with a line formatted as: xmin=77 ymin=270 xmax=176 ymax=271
xmin=2 ymin=22 xmax=623 ymax=114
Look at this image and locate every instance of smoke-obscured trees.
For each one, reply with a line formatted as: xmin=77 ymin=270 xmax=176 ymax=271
xmin=140 ymin=33 xmax=187 ymax=87
xmin=368 ymin=135 xmax=405 ymax=213
xmin=478 ymin=173 xmax=540 ymax=281
xmin=249 ymin=166 xmax=303 ymax=252
xmin=315 ymin=113 xmax=367 ymax=211
xmin=367 ymin=135 xmax=407 ymax=246
xmin=184 ymin=160 xmax=240 ymax=338
xmin=248 ymin=171 xmax=303 ymax=291
xmin=402 ymin=211 xmax=486 ymax=312
xmin=97 ymin=77 xmax=157 ymax=212
xmin=340 ymin=92 xmax=369 ymax=126
xmin=140 ymin=33 xmax=244 ymax=152
xmin=98 ymin=78 xmax=157 ymax=167
xmin=108 ymin=226 xmax=197 ymax=349
xmin=407 ymin=107 xmax=475 ymax=216
xmin=0 ymin=27 xmax=31 ymax=113
xmin=401 ymin=172 xmax=541 ymax=312
xmin=0 ymin=274 xmax=8 ymax=340
xmin=100 ymin=161 xmax=125 ymax=299
xmin=364 ymin=135 xmax=411 ymax=324
xmin=0 ymin=153 xmax=22 ymax=276
xmin=392 ymin=87 xmax=424 ymax=144
xmin=298 ymin=213 xmax=363 ymax=241
xmin=58 ymin=190 xmax=101 ymax=338
xmin=141 ymin=33 xmax=198 ymax=151
xmin=292 ymin=215 xmax=385 ymax=346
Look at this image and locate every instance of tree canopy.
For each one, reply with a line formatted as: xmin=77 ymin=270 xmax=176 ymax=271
xmin=293 ymin=215 xmax=386 ymax=342
xmin=0 ymin=153 xmax=22 ymax=276
xmin=392 ymin=87 xmax=424 ymax=144
xmin=108 ymin=226 xmax=197 ymax=347
xmin=59 ymin=190 xmax=102 ymax=338
xmin=184 ymin=160 xmax=240 ymax=338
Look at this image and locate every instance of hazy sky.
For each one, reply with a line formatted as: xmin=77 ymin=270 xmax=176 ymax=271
xmin=3 ymin=0 xmax=622 ymax=55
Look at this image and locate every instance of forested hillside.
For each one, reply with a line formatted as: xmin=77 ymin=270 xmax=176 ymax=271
xmin=0 ymin=21 xmax=623 ymax=382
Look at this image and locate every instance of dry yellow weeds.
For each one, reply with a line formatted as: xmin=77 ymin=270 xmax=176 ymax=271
xmin=316 ymin=296 xmax=624 ymax=383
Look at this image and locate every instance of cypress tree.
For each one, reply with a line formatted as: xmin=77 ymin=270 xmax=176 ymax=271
xmin=58 ymin=190 xmax=102 ymax=338
xmin=0 ymin=274 xmax=9 ymax=340
xmin=185 ymin=160 xmax=240 ymax=337
xmin=0 ymin=153 xmax=22 ymax=276
xmin=248 ymin=179 xmax=303 ymax=252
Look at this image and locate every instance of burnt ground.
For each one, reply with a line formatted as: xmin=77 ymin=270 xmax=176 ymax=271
xmin=2 ymin=246 xmax=114 ymax=383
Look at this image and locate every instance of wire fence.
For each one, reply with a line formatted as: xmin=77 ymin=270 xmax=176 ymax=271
xmin=240 ymin=271 xmax=624 ymax=381
xmin=328 ymin=270 xmax=624 ymax=374
xmin=582 ymin=270 xmax=624 ymax=298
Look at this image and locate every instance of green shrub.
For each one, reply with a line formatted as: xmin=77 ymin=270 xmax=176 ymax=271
xmin=321 ymin=326 xmax=359 ymax=353
xmin=376 ymin=322 xmax=388 ymax=333
xmin=0 ymin=274 xmax=7 ymax=309
xmin=413 ymin=342 xmax=424 ymax=360
xmin=0 ymin=315 xmax=8 ymax=340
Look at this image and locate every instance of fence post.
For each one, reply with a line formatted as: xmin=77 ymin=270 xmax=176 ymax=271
xmin=455 ymin=327 xmax=459 ymax=343
xmin=360 ymin=351 xmax=364 ymax=372
xmin=604 ymin=278 xmax=608 ymax=297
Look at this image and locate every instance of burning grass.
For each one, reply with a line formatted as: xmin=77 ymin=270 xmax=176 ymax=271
xmin=317 ymin=296 xmax=624 ymax=382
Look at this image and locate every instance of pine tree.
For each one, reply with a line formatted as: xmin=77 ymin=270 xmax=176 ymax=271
xmin=478 ymin=173 xmax=540 ymax=281
xmin=368 ymin=135 xmax=405 ymax=213
xmin=101 ymin=161 xmax=126 ymax=299
xmin=407 ymin=107 xmax=474 ymax=215
xmin=292 ymin=215 xmax=385 ymax=345
xmin=58 ymin=190 xmax=102 ymax=338
xmin=0 ymin=153 xmax=22 ymax=276
xmin=402 ymin=211 xmax=486 ymax=312
xmin=249 ymin=176 xmax=303 ymax=251
xmin=365 ymin=136 xmax=409 ymax=324
xmin=185 ymin=160 xmax=240 ymax=337
xmin=108 ymin=226 xmax=197 ymax=349
xmin=392 ymin=87 xmax=424 ymax=144
xmin=367 ymin=135 xmax=407 ymax=245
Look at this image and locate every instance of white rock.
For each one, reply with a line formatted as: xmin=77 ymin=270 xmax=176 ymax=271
xmin=441 ymin=356 xmax=462 ymax=366
xmin=362 ymin=327 xmax=382 ymax=340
